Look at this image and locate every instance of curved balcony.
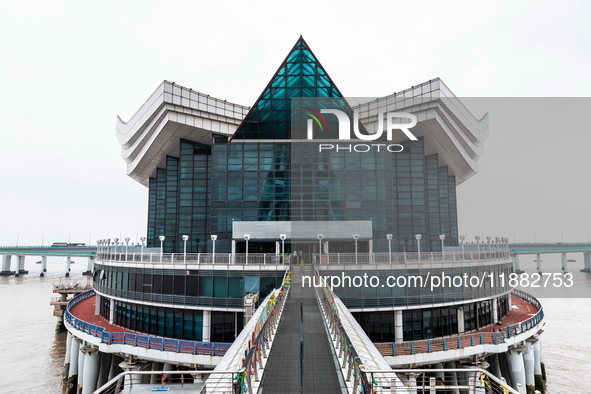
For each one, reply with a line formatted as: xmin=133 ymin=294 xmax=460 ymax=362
xmin=65 ymin=290 xmax=232 ymax=364
xmin=374 ymin=289 xmax=543 ymax=365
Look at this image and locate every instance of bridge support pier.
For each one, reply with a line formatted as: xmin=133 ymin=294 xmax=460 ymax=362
xmin=561 ymin=253 xmax=568 ymax=273
xmin=492 ymin=296 xmax=499 ymax=323
xmin=582 ymin=252 xmax=591 ymax=273
xmin=40 ymin=256 xmax=47 ymax=276
xmin=536 ymin=253 xmax=542 ymax=273
xmin=82 ymin=257 xmax=93 ymax=276
xmin=513 ymin=254 xmax=524 ymax=274
xmin=0 ymin=255 xmax=14 ymax=276
xmin=15 ymin=255 xmax=28 ymax=276
xmin=65 ymin=256 xmax=71 ymax=277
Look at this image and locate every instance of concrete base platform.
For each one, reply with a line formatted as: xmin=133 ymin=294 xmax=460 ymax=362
xmin=0 ymin=271 xmax=16 ymax=276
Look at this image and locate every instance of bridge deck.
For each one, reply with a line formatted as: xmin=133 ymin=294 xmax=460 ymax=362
xmin=259 ymin=265 xmax=345 ymax=393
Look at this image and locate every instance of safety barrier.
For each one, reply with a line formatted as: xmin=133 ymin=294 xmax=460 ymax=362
xmin=235 ymin=269 xmax=292 ymax=394
xmin=316 ymin=270 xmax=373 ymax=393
xmin=65 ymin=290 xmax=231 ymax=357
xmin=375 ymin=289 xmax=544 ymax=357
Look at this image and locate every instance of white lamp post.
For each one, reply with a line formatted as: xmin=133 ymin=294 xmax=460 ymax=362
xmin=211 ymin=234 xmax=217 ymax=263
xmin=106 ymin=239 xmax=111 ymax=258
xmin=386 ymin=234 xmax=393 ymax=263
xmin=439 ymin=234 xmax=445 ymax=259
xmin=244 ymin=234 xmax=251 ymax=265
xmin=415 ymin=234 xmax=422 ymax=263
xmin=353 ymin=234 xmax=359 ymax=264
xmin=114 ymin=238 xmax=119 ymax=260
xmin=487 ymin=236 xmax=492 ymax=255
xmin=140 ymin=237 xmax=146 ymax=257
xmin=159 ymin=235 xmax=165 ymax=262
xmin=475 ymin=236 xmax=481 ymax=260
xmin=279 ymin=234 xmax=286 ymax=265
xmin=182 ymin=235 xmax=189 ymax=263
xmin=460 ymin=235 xmax=465 ymax=260
xmin=125 ymin=237 xmax=130 ymax=260
xmin=317 ymin=234 xmax=324 ymax=264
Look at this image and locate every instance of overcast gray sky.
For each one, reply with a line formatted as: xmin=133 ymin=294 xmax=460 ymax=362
xmin=0 ymin=1 xmax=589 ymax=246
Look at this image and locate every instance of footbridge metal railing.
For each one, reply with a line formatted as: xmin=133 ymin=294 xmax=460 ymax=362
xmin=315 ymin=270 xmax=375 ymax=393
xmin=233 ymin=269 xmax=292 ymax=393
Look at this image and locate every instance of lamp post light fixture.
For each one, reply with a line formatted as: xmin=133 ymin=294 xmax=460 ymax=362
xmin=439 ymin=234 xmax=446 ymax=259
xmin=353 ymin=234 xmax=359 ymax=264
xmin=140 ymin=237 xmax=146 ymax=256
xmin=460 ymin=235 xmax=465 ymax=260
xmin=244 ymin=234 xmax=251 ymax=265
xmin=159 ymin=235 xmax=165 ymax=262
xmin=317 ymin=234 xmax=324 ymax=265
xmin=386 ymin=234 xmax=393 ymax=263
xmin=475 ymin=236 xmax=481 ymax=260
xmin=182 ymin=235 xmax=189 ymax=263
xmin=211 ymin=234 xmax=217 ymax=263
xmin=279 ymin=234 xmax=286 ymax=265
xmin=415 ymin=234 xmax=422 ymax=263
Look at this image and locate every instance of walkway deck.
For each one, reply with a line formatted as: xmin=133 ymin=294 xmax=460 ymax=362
xmin=259 ymin=265 xmax=345 ymax=393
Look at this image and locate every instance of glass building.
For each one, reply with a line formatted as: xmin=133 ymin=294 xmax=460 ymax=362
xmin=143 ymin=37 xmax=461 ymax=256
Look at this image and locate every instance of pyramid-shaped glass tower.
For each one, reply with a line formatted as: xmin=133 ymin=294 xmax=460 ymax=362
xmin=232 ymin=37 xmax=346 ymax=140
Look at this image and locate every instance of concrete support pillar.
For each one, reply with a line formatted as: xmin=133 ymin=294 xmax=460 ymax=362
xmin=582 ymin=252 xmax=591 ymax=272
xmin=81 ymin=347 xmax=100 ymax=394
xmin=506 ymin=349 xmax=526 ymax=391
xmin=492 ymin=297 xmax=499 ymax=323
xmin=108 ymin=355 xmax=121 ymax=381
xmin=109 ymin=298 xmax=115 ymax=324
xmin=40 ymin=256 xmax=47 ymax=277
xmin=394 ymin=310 xmax=403 ymax=343
xmin=368 ymin=239 xmax=373 ymax=263
xmin=95 ymin=294 xmax=101 ymax=316
xmin=490 ymin=353 xmax=503 ymax=381
xmin=323 ymin=240 xmax=329 ymax=255
xmin=66 ymin=256 xmax=71 ymax=277
xmin=561 ymin=252 xmax=568 ymax=273
xmin=97 ymin=352 xmax=112 ymax=389
xmin=1 ymin=255 xmax=12 ymax=275
xmin=119 ymin=359 xmax=147 ymax=386
xmin=231 ymin=240 xmax=236 ymax=264
xmin=523 ymin=342 xmax=535 ymax=391
xmin=457 ymin=307 xmax=465 ymax=333
xmin=444 ymin=361 xmax=459 ymax=394
xmin=203 ymin=310 xmax=211 ymax=342
xmin=536 ymin=253 xmax=542 ymax=273
xmin=63 ymin=332 xmax=73 ymax=380
xmin=15 ymin=255 xmax=27 ymax=276
xmin=83 ymin=257 xmax=93 ymax=275
xmin=68 ymin=339 xmax=80 ymax=380
xmin=533 ymin=340 xmax=542 ymax=375
xmin=513 ymin=254 xmax=521 ymax=272
xmin=150 ymin=362 xmax=164 ymax=384
xmin=77 ymin=347 xmax=86 ymax=393
xmin=404 ymin=373 xmax=418 ymax=394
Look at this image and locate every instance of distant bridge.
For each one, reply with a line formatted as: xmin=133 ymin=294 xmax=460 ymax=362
xmin=0 ymin=245 xmax=98 ymax=277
